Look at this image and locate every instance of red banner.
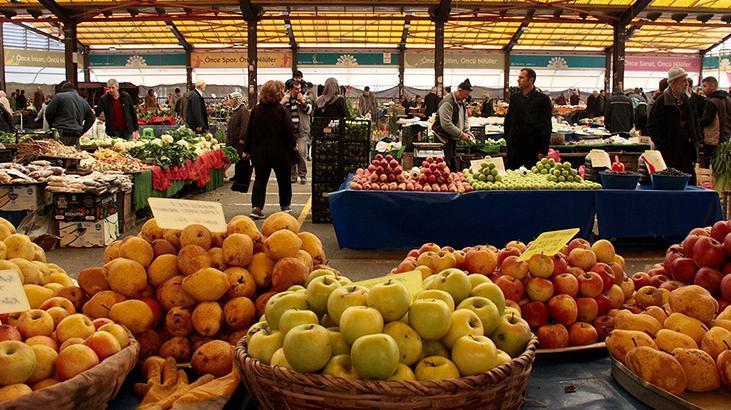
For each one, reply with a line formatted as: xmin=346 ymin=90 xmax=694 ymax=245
xmin=625 ymin=55 xmax=701 ymax=73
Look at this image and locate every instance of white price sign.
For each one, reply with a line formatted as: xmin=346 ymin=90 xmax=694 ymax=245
xmin=148 ymin=198 xmax=227 ymax=233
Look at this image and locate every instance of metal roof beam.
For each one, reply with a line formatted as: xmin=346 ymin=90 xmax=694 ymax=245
xmin=285 ymin=19 xmax=297 ymax=49
xmin=704 ymin=32 xmax=731 ymax=54
xmin=504 ymin=8 xmax=534 ymax=52
xmin=37 ymin=0 xmax=70 ymax=24
xmin=430 ymin=0 xmax=452 ymax=22
xmin=12 ymin=21 xmax=62 ymax=43
xmin=620 ymin=0 xmax=653 ymax=25
xmin=155 ymin=7 xmax=192 ymax=51
xmin=239 ymin=0 xmax=262 ymax=22
xmin=399 ymin=17 xmax=411 ymax=50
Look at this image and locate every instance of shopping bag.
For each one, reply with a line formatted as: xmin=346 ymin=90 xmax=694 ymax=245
xmin=231 ymin=158 xmax=252 ymax=193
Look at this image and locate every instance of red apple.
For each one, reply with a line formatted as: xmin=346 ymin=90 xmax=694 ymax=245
xmin=567 ymin=238 xmax=591 ymax=253
xmin=569 ymin=322 xmax=598 ymax=346
xmin=536 ymin=324 xmax=569 ymax=349
xmin=682 ymin=235 xmax=702 ymax=257
xmin=520 ymin=301 xmax=549 ymax=329
xmin=711 ymin=221 xmax=731 ymax=242
xmin=594 ymin=295 xmax=612 ymax=316
xmin=647 ymin=266 xmax=667 ymax=277
xmin=566 ymin=266 xmax=586 ymax=278
xmin=722 ymin=273 xmax=731 ymax=301
xmin=140 ymin=297 xmax=163 ymax=325
xmin=717 ymin=297 xmax=729 ymax=311
xmin=634 ymin=286 xmax=664 ymax=309
xmin=576 ymin=297 xmax=599 ymax=323
xmin=418 ymin=243 xmax=441 ymax=254
xmin=552 ymin=254 xmax=568 ymax=276
xmin=547 ymin=295 xmax=578 ymax=326
xmin=650 ymin=274 xmax=670 ymax=288
xmin=631 ymin=272 xmax=652 ymax=289
xmin=723 ymin=235 xmax=731 ymax=258
xmin=0 ymin=324 xmax=22 ymax=341
xmin=659 ymin=280 xmax=684 ymax=292
xmin=689 ymin=227 xmax=711 ymax=237
xmin=578 ymin=272 xmax=604 ymax=298
xmin=552 ymin=273 xmax=579 ymax=298
xmin=592 ymin=315 xmax=615 ymax=341
xmin=91 ymin=318 xmax=114 ymax=330
xmin=664 ymin=247 xmax=684 ymax=277
xmin=568 ymin=248 xmax=598 ymax=271
xmin=590 ymin=263 xmax=616 ymax=293
xmin=693 ymin=236 xmax=726 ymax=269
xmin=500 ymin=256 xmax=529 ymax=280
xmin=526 ymin=277 xmax=555 ymax=302
xmin=669 ymin=257 xmax=699 ymax=284
xmin=497 ymin=248 xmax=521 ymax=265
xmin=495 ymin=275 xmax=526 ymax=302
xmin=694 ymin=267 xmax=723 ymax=296
xmin=464 ymin=248 xmax=499 ymax=275
xmin=528 ymin=254 xmax=555 ymax=278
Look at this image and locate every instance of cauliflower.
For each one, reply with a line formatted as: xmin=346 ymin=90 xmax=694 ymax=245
xmin=212 ymin=144 xmax=220 ymax=151
xmin=176 ymin=140 xmax=190 ymax=148
xmin=151 ymin=139 xmax=163 ymax=146
xmin=160 ymin=134 xmax=174 ymax=143
xmin=210 ymin=138 xmax=218 ymax=145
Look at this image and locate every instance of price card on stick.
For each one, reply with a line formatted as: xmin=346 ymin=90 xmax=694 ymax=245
xmin=517 ymin=228 xmax=581 ymax=262
xmin=0 ymin=269 xmax=31 ymax=314
xmin=354 ymin=270 xmax=423 ymax=299
xmin=642 ymin=150 xmax=667 ymax=173
xmin=148 ymin=198 xmax=227 ymax=233
xmin=589 ymin=150 xmax=611 ymax=168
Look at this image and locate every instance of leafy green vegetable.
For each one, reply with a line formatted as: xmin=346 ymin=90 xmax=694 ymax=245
xmin=712 ymin=142 xmax=731 ymax=191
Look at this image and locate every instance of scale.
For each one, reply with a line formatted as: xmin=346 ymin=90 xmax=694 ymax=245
xmin=413 ymin=142 xmax=444 ymax=160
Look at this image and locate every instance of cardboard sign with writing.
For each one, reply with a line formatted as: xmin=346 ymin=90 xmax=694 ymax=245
xmin=470 ymin=157 xmax=506 ymax=176
xmin=518 ymin=228 xmax=581 ymax=262
xmin=354 ymin=270 xmax=423 ymax=299
xmin=148 ymin=198 xmax=227 ymax=233
xmin=0 ymin=269 xmax=31 ymax=314
xmin=642 ymin=150 xmax=667 ymax=173
xmin=589 ymin=150 xmax=612 ymax=168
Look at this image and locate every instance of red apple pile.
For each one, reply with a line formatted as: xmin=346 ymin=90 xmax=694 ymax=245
xmin=349 ymin=155 xmax=473 ymax=192
xmin=631 ymin=220 xmax=731 ymax=312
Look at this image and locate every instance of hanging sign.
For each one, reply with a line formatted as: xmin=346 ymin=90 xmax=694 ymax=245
xmin=517 ymin=228 xmax=580 ymax=262
xmin=191 ymin=51 xmax=292 ymax=68
xmin=4 ymin=49 xmax=64 ymax=68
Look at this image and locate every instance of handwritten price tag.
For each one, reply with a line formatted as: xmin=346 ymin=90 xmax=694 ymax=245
xmin=589 ymin=150 xmax=611 ymax=168
xmin=0 ymin=269 xmax=30 ymax=314
xmin=518 ymin=228 xmax=580 ymax=262
xmin=354 ymin=270 xmax=423 ymax=299
xmin=642 ymin=150 xmax=667 ymax=173
xmin=148 ymin=198 xmax=227 ymax=233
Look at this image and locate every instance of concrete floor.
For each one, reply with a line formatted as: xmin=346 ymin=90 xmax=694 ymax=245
xmin=46 ymin=163 xmax=667 ymax=281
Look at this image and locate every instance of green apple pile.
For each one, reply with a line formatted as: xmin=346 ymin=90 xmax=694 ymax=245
xmin=464 ymin=157 xmax=601 ymax=190
xmin=245 ymin=268 xmax=533 ymax=381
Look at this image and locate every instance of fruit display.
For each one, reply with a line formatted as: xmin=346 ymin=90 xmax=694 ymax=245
xmin=66 ymin=212 xmax=329 ymax=373
xmin=390 ymin=238 xmax=632 ymax=349
xmin=349 ymin=154 xmax=473 ymax=193
xmin=631 ymin=220 xmax=731 ymax=310
xmin=607 ymin=285 xmax=731 ymax=395
xmin=245 ymin=267 xmax=532 ymax=381
xmin=464 ymin=157 xmax=601 ymax=190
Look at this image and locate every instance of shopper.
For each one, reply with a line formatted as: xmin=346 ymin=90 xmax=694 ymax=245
xmin=282 ymin=80 xmax=313 ymax=184
xmin=432 ymin=79 xmax=475 ymax=170
xmin=555 ymin=93 xmax=568 ymax=106
xmin=15 ymin=90 xmax=27 ymax=111
xmin=33 ymin=87 xmax=44 ymax=111
xmin=586 ymin=91 xmax=600 ymax=117
xmin=629 ymin=92 xmax=648 ymax=134
xmin=186 ymin=80 xmax=209 ymax=133
xmin=45 ymin=82 xmax=95 ymax=146
xmin=0 ymin=91 xmax=11 ymax=114
xmin=570 ymin=89 xmax=580 ymax=106
xmin=481 ymin=93 xmax=496 ymax=118
xmin=358 ymin=86 xmax=377 ymax=118
xmin=0 ymin=101 xmax=15 ymax=132
xmin=504 ymin=69 xmax=552 ymax=169
xmin=244 ymin=80 xmax=296 ymax=219
xmin=169 ymin=88 xmax=183 ymax=117
xmin=145 ymin=89 xmax=157 ymax=112
xmin=314 ymin=78 xmax=349 ymax=118
xmin=95 ymin=79 xmax=139 ymax=139
xmin=605 ymin=90 xmax=634 ymax=134
xmin=226 ymin=92 xmax=251 ymax=192
xmin=647 ymin=67 xmax=702 ymax=183
xmin=9 ymin=92 xmax=16 ymax=110
xmin=35 ymin=96 xmax=51 ymax=130
xmin=688 ymin=79 xmax=706 ymax=119
xmin=598 ymin=90 xmax=608 ymax=114
xmin=425 ymin=87 xmax=440 ymax=118
xmin=699 ymin=76 xmax=731 ymax=166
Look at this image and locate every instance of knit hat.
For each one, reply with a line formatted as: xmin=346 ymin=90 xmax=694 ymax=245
xmin=667 ymin=67 xmax=688 ymax=83
xmin=458 ymin=79 xmax=474 ymax=91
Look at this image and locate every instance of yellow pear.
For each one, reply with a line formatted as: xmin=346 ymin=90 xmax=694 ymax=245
xmin=222 ymin=234 xmax=254 ymax=267
xmin=626 ymin=346 xmax=687 ymax=396
xmin=700 ymin=326 xmax=731 ymax=360
xmin=615 ymin=310 xmax=662 ymax=337
xmin=710 ymin=319 xmax=731 ymax=332
xmin=672 ymin=348 xmax=721 ymax=392
xmin=11 ymin=258 xmax=42 ymax=284
xmin=181 ymin=267 xmax=229 ymax=302
xmin=655 ymin=329 xmax=698 ymax=353
xmin=664 ymin=313 xmax=709 ymax=345
xmin=717 ymin=306 xmax=731 ymax=321
xmin=644 ymin=306 xmax=669 ymax=324
xmin=668 ymin=285 xmax=718 ymax=323
xmin=23 ymin=285 xmax=54 ymax=308
xmin=263 ymin=230 xmax=302 ymax=260
xmin=606 ymin=329 xmax=657 ymax=364
xmin=4 ymin=234 xmax=34 ymax=260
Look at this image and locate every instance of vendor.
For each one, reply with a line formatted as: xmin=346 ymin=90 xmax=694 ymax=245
xmin=432 ymin=79 xmax=475 ymax=170
xmin=45 ymin=82 xmax=95 ymax=146
xmin=95 ymin=78 xmax=139 ymax=140
xmin=504 ymin=68 xmax=552 ymax=169
xmin=186 ymin=80 xmax=209 ymax=133
xmin=605 ymin=90 xmax=634 ymax=134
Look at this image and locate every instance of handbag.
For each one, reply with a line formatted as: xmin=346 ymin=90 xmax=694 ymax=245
xmin=231 ymin=158 xmax=252 ymax=193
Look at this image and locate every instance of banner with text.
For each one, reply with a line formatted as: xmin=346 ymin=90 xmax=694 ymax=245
xmin=4 ymin=48 xmax=64 ymax=68
xmin=625 ymin=55 xmax=701 ymax=73
xmin=297 ymin=52 xmax=398 ymax=67
xmin=89 ymin=53 xmax=186 ymax=67
xmin=191 ymin=51 xmax=292 ymax=68
xmin=404 ymin=51 xmax=504 ymax=69
xmin=510 ymin=54 xmax=604 ymax=70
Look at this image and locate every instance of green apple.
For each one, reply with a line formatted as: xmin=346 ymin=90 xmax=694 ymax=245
xmin=307 ymin=275 xmax=342 ymax=316
xmin=264 ymin=291 xmax=309 ymax=330
xmin=246 ymin=321 xmax=269 ymax=340
xmin=339 ymin=306 xmax=384 ymax=345
xmin=278 ymin=309 xmax=319 ymax=338
xmin=504 ymin=306 xmax=521 ymax=318
xmin=496 ymin=349 xmax=512 ymax=366
xmin=409 ymin=299 xmax=451 ymax=341
xmin=350 ymin=333 xmax=400 ymax=380
xmin=320 ymin=314 xmax=337 ymax=328
xmin=258 ymin=314 xmax=267 ymax=323
xmin=414 ymin=356 xmax=460 ymax=380
xmin=326 ymin=285 xmax=369 ymax=324
xmin=491 ymin=312 xmax=532 ymax=358
xmin=415 ymin=289 xmax=455 ymax=312
xmin=387 ymin=363 xmax=416 ymax=381
xmin=451 ymin=335 xmax=498 ymax=376
xmin=425 ymin=268 xmax=471 ymax=304
xmin=367 ymin=280 xmax=411 ymax=322
xmin=306 ymin=269 xmax=337 ymax=287
xmin=326 ymin=327 xmax=350 ymax=356
xmin=418 ymin=340 xmax=450 ymax=361
xmin=468 ymin=274 xmax=492 ymax=289
xmin=383 ymin=321 xmax=423 ymax=366
xmin=283 ymin=324 xmax=332 ymax=372
xmin=270 ymin=348 xmax=293 ymax=369
xmin=457 ymin=296 xmax=500 ymax=335
xmin=287 ymin=285 xmax=306 ymax=292
xmin=336 ymin=277 xmax=352 ymax=286
xmin=321 ymin=354 xmax=358 ymax=380
xmin=470 ymin=282 xmax=506 ymax=314
xmin=248 ymin=327 xmax=283 ymax=364
xmin=422 ymin=275 xmax=436 ymax=289
xmin=441 ymin=309 xmax=484 ymax=349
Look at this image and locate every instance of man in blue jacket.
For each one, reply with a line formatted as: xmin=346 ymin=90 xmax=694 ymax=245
xmin=45 ymin=82 xmax=95 ymax=146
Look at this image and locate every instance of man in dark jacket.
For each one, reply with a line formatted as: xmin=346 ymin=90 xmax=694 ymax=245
xmin=586 ymin=91 xmax=600 ymax=117
xmin=45 ymin=82 xmax=95 ymax=146
xmin=432 ymin=80 xmax=475 ymax=170
xmin=95 ymin=79 xmax=138 ymax=139
xmin=688 ymin=78 xmax=706 ymax=119
xmin=700 ymin=76 xmax=731 ymax=166
xmin=605 ymin=90 xmax=634 ymax=134
xmin=647 ymin=67 xmax=702 ymax=183
xmin=15 ymin=90 xmax=27 ymax=111
xmin=504 ymin=68 xmax=552 ymax=169
xmin=598 ymin=90 xmax=607 ymax=115
xmin=424 ymin=87 xmax=440 ymax=118
xmin=186 ymin=80 xmax=208 ymax=133
xmin=33 ymin=87 xmax=44 ymax=111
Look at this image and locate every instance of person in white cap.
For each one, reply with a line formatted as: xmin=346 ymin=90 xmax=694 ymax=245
xmin=186 ymin=80 xmax=208 ymax=133
xmin=646 ymin=67 xmax=702 ymax=183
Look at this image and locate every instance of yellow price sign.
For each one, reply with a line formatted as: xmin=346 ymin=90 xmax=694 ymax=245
xmin=354 ymin=270 xmax=423 ymax=299
xmin=517 ymin=228 xmax=581 ymax=262
xmin=0 ymin=269 xmax=31 ymax=314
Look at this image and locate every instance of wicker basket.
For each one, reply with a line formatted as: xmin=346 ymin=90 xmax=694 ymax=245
xmin=235 ymin=335 xmax=538 ymax=410
xmin=1 ymin=329 xmax=139 ymax=410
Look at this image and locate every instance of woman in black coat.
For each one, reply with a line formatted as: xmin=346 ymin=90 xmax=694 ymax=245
xmin=314 ymin=77 xmax=349 ymax=118
xmin=226 ymin=92 xmax=251 ymax=192
xmin=244 ymin=80 xmax=296 ymax=219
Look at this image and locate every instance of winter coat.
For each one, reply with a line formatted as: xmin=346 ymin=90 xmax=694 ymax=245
xmin=226 ymin=105 xmax=250 ymax=155
xmin=95 ymin=92 xmax=138 ymax=137
xmin=185 ymin=89 xmax=208 ymax=132
xmin=700 ymin=90 xmax=731 ymax=146
xmin=605 ymin=94 xmax=634 ymax=134
xmin=244 ymin=102 xmax=296 ymax=169
xmin=647 ymin=89 xmax=701 ymax=171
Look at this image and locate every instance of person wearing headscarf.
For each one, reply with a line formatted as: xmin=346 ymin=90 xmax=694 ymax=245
xmin=0 ymin=91 xmax=14 ymax=132
xmin=227 ymin=92 xmax=251 ymax=192
xmin=313 ymin=78 xmax=349 ymax=119
xmin=0 ymin=91 xmax=12 ymax=114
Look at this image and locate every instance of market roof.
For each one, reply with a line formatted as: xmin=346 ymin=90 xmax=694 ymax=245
xmin=0 ymin=1 xmax=730 ymax=53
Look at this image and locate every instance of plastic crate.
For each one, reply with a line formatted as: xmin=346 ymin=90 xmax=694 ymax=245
xmin=651 ymin=174 xmax=690 ymax=191
xmin=599 ymin=171 xmax=641 ymax=190
xmin=343 ymin=119 xmax=371 ymax=142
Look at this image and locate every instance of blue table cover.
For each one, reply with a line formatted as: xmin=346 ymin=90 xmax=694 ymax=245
xmin=595 ymin=185 xmax=723 ymax=241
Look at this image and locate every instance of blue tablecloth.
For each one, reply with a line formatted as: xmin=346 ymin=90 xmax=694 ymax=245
xmin=595 ymin=186 xmax=723 ymax=241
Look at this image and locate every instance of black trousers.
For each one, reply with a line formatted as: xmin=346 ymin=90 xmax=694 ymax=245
xmin=252 ymin=165 xmax=292 ymax=209
xmin=60 ymin=131 xmax=81 ymax=147
xmin=443 ymin=139 xmax=457 ymax=171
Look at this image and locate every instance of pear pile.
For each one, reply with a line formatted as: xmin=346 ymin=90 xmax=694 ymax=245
xmin=607 ymin=285 xmax=731 ymax=395
xmin=246 ymin=268 xmax=533 ymax=381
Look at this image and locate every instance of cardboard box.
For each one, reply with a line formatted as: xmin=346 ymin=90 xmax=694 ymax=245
xmin=53 ymin=192 xmax=117 ymax=221
xmin=0 ymin=184 xmax=44 ymax=211
xmin=59 ymin=213 xmax=119 ymax=248
xmin=116 ymin=191 xmax=135 ymax=233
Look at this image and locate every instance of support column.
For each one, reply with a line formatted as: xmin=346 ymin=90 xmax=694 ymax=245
xmin=398 ymin=47 xmax=405 ymax=101
xmin=0 ymin=24 xmax=6 ymax=92
xmin=604 ymin=48 xmax=612 ymax=92
xmin=63 ymin=21 xmax=78 ymax=86
xmin=291 ymin=47 xmax=298 ymax=73
xmin=82 ymin=49 xmax=90 ymax=83
xmin=185 ymin=49 xmax=193 ymax=90
xmin=611 ymin=23 xmax=625 ymax=94
xmin=434 ymin=20 xmax=444 ymax=98
xmin=503 ymin=50 xmax=510 ymax=101
xmin=247 ymin=21 xmax=258 ymax=105
xmin=698 ymin=51 xmax=704 ymax=85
